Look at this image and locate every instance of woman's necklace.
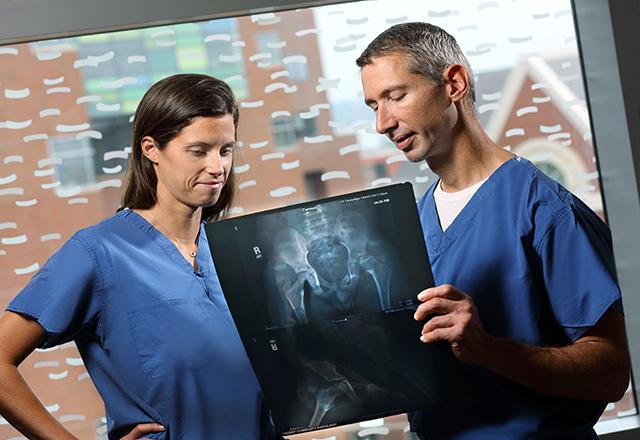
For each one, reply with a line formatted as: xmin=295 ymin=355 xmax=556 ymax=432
xmin=153 ymin=220 xmax=198 ymax=259
xmin=174 ymin=241 xmax=198 ymax=258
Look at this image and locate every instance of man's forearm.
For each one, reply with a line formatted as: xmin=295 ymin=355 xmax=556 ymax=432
xmin=482 ymin=320 xmax=629 ymax=402
xmin=416 ymin=287 xmax=630 ymax=402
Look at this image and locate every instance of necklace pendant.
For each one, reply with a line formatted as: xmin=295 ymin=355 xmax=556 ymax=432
xmin=189 ymin=250 xmax=197 ymax=258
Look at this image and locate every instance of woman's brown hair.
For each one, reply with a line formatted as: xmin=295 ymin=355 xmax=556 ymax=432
xmin=120 ymin=73 xmax=239 ymax=221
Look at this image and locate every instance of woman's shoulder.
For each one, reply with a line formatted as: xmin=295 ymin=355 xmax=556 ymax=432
xmin=72 ymin=210 xmax=133 ymax=248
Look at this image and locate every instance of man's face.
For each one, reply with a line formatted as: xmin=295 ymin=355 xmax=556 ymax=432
xmin=361 ymin=53 xmax=457 ymax=163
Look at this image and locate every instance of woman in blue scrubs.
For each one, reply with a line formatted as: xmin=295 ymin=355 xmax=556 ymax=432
xmin=0 ymin=74 xmax=280 ymax=439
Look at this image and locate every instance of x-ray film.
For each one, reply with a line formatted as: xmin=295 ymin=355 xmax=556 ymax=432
xmin=205 ymin=183 xmax=470 ymax=435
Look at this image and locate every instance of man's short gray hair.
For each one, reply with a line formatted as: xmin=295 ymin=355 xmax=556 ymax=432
xmin=356 ymin=22 xmax=476 ymax=102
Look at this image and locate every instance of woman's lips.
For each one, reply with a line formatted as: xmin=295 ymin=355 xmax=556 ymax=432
xmin=200 ymin=181 xmax=223 ymax=189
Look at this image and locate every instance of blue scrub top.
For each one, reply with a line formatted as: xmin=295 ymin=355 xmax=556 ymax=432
xmin=410 ymin=156 xmax=621 ymax=440
xmin=8 ymin=209 xmax=278 ymax=439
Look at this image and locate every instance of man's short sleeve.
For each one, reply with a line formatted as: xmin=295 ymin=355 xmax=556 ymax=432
xmin=7 ymin=235 xmax=102 ymax=348
xmin=537 ymin=203 xmax=621 ymax=342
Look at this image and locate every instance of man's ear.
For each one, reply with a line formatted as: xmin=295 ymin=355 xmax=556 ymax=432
xmin=140 ymin=136 xmax=160 ymax=164
xmin=443 ymin=64 xmax=470 ymax=103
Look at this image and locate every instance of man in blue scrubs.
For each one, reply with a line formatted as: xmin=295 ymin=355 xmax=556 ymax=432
xmin=357 ymin=22 xmax=630 ymax=439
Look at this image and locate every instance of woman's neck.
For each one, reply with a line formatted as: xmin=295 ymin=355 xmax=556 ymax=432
xmin=136 ymin=202 xmax=201 ymax=244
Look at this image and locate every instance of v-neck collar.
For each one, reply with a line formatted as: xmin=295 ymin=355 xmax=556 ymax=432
xmin=425 ymin=156 xmax=518 ymax=256
xmin=122 ymin=208 xmax=210 ymax=276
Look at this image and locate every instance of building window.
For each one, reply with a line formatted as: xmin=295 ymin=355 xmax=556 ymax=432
xmin=255 ymin=31 xmax=283 ymax=66
xmin=271 ymin=114 xmax=317 ymax=149
xmin=374 ymin=163 xmax=387 ymax=179
xmin=298 ymin=116 xmax=316 ymax=138
xmin=304 ymin=171 xmax=326 ymax=200
xmin=90 ymin=114 xmax=134 ymax=177
xmin=271 ymin=117 xmax=298 ymax=148
xmin=536 ymin=162 xmax=566 ymax=186
xmin=48 ymin=137 xmax=97 ymax=193
xmin=287 ymin=53 xmax=308 ymax=82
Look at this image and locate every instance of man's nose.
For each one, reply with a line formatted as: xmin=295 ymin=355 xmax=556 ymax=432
xmin=375 ymin=105 xmax=396 ymax=135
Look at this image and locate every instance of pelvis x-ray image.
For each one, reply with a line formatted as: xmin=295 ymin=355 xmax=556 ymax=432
xmin=254 ymin=203 xmax=417 ymax=431
xmin=206 ymin=185 xmax=466 ymax=435
xmin=263 ymin=205 xmax=407 ymax=327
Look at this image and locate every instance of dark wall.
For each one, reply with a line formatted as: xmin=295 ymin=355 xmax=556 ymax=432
xmin=574 ymin=1 xmax=640 ymax=437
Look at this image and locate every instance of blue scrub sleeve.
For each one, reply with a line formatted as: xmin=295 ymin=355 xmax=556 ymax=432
xmin=7 ymin=234 xmax=102 ymax=348
xmin=536 ymin=204 xmax=621 ymax=341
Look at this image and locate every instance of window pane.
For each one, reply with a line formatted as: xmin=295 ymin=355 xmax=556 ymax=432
xmin=0 ymin=1 xmax=633 ymax=439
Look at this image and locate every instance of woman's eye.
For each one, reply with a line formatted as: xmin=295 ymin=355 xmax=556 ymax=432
xmin=189 ymin=149 xmax=205 ymax=156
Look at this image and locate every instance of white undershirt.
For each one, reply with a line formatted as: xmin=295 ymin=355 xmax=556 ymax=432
xmin=433 ymin=178 xmax=488 ymax=231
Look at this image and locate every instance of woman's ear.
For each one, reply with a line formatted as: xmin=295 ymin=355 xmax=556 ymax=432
xmin=443 ymin=64 xmax=470 ymax=103
xmin=140 ymin=136 xmax=160 ymax=164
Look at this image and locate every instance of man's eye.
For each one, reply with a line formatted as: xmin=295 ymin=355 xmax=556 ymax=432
xmin=390 ymin=94 xmax=405 ymax=101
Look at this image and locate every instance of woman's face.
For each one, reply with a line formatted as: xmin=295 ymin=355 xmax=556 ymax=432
xmin=150 ymin=115 xmax=235 ymax=210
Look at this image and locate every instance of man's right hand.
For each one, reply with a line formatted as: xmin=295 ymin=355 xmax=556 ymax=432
xmin=414 ymin=284 xmax=492 ymax=366
xmin=119 ymin=423 xmax=165 ymax=440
